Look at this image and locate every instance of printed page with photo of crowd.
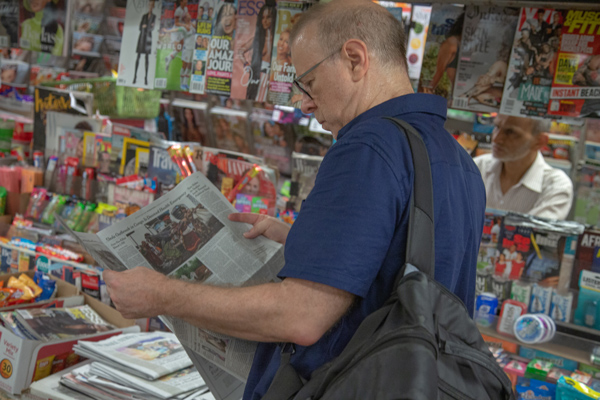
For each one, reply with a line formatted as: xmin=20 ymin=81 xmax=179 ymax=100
xmin=61 ymin=171 xmax=285 ymax=397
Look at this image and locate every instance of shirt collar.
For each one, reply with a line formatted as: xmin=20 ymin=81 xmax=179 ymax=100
xmin=337 ymin=93 xmax=447 ymax=140
xmin=519 ymin=151 xmax=551 ymax=193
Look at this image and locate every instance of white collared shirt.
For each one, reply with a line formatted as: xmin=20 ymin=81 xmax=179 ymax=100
xmin=474 ymin=152 xmax=573 ymax=220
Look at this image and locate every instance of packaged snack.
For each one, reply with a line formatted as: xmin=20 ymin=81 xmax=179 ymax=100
xmin=516 ymin=377 xmax=556 ymax=400
xmin=41 ymin=194 xmax=67 ymax=225
xmin=548 ymin=368 xmax=571 ymax=384
xmin=556 ymin=376 xmax=600 ymax=400
xmin=525 ymin=359 xmax=554 ymax=382
xmin=572 ymin=370 xmax=593 ymax=385
xmin=514 ymin=314 xmax=556 ymax=344
xmin=7 ymin=276 xmax=36 ymax=300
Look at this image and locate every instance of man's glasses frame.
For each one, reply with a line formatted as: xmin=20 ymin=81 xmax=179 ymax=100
xmin=293 ymin=50 xmax=339 ymax=100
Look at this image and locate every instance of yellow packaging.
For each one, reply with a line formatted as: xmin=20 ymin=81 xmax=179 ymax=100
xmin=32 ymin=355 xmax=55 ymax=382
xmin=7 ymin=277 xmax=35 ymax=300
xmin=18 ymin=274 xmax=42 ymax=297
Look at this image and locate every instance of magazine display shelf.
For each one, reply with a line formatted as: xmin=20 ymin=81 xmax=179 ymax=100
xmin=478 ymin=316 xmax=600 ymax=365
xmin=432 ymin=0 xmax=600 ymax=11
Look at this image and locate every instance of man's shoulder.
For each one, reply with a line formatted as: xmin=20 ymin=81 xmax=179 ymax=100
xmin=542 ymin=164 xmax=573 ymax=190
xmin=473 ymin=153 xmax=495 ymax=170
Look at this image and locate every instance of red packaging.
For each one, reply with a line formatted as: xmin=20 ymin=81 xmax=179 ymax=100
xmin=496 ymin=299 xmax=528 ymax=337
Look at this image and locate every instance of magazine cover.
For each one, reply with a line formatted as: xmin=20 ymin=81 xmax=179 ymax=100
xmin=548 ymin=10 xmax=600 ymax=118
xmin=570 ymin=229 xmax=600 ymax=292
xmin=171 ymin=98 xmax=210 ymax=145
xmin=208 ymin=107 xmax=252 ymax=154
xmin=155 ymin=0 xmax=200 ymax=91
xmin=45 ymin=111 xmax=102 ymax=156
xmin=117 ymin=0 xmax=162 ymax=89
xmin=451 ymin=6 xmax=519 ymax=113
xmin=19 ymin=0 xmax=71 ymax=56
xmin=74 ymin=0 xmax=105 ymax=15
xmin=16 ymin=305 xmax=114 ymax=341
xmin=289 ymin=151 xmax=323 ymax=212
xmin=205 ymin=0 xmax=239 ymax=96
xmin=231 ymin=0 xmax=277 ymax=101
xmin=33 ymin=87 xmax=93 ymax=152
xmin=201 ymin=148 xmax=276 ymax=215
xmin=573 ymin=163 xmax=600 ymax=228
xmin=406 ymin=5 xmax=432 ymax=91
xmin=250 ymin=108 xmax=294 ymax=175
xmin=0 ymin=0 xmax=19 ymax=49
xmin=189 ymin=0 xmax=216 ymax=94
xmin=373 ymin=1 xmax=411 ymax=35
xmin=73 ymin=13 xmax=103 ymax=34
xmin=148 ymin=145 xmax=180 ymax=190
xmin=499 ymin=8 xmax=564 ymax=118
xmin=266 ymin=1 xmax=310 ymax=106
xmin=120 ymin=137 xmax=150 ymax=176
xmin=82 ymin=131 xmax=111 ymax=168
xmin=111 ymin=124 xmax=158 ymax=175
xmin=72 ymin=32 xmax=103 ymax=57
xmin=0 ymin=59 xmax=30 ymax=89
xmin=417 ymin=4 xmax=465 ymax=106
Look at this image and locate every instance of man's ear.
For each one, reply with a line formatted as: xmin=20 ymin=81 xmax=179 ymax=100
xmin=534 ymin=132 xmax=549 ymax=150
xmin=342 ymin=39 xmax=369 ymax=82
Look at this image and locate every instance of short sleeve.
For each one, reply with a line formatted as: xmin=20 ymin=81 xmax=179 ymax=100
xmin=280 ymin=140 xmax=405 ymax=298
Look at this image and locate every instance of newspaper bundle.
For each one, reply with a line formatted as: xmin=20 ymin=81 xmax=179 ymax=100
xmin=64 ymin=171 xmax=285 ymax=399
xmin=73 ymin=332 xmax=193 ymax=380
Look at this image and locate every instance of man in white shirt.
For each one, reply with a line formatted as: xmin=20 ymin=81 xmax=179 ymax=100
xmin=474 ymin=115 xmax=573 ymax=220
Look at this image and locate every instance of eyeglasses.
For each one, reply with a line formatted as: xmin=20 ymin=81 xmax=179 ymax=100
xmin=293 ymin=50 xmax=339 ymax=100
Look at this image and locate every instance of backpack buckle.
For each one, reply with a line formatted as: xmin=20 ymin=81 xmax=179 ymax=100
xmin=281 ymin=342 xmax=296 ymax=355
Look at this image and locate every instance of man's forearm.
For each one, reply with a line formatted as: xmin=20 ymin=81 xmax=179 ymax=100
xmin=159 ymin=279 xmax=312 ymax=344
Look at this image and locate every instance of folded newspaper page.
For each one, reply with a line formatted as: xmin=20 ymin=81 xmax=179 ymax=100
xmin=27 ymin=361 xmax=95 ymax=400
xmin=90 ymin=362 xmax=206 ymax=399
xmin=63 ymin=172 xmax=285 ymax=394
xmin=73 ymin=332 xmax=193 ymax=380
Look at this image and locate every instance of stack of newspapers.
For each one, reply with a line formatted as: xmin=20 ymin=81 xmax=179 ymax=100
xmin=47 ymin=332 xmax=211 ymax=400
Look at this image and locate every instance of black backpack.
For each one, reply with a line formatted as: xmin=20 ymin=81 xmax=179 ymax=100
xmin=262 ymin=118 xmax=515 ymax=400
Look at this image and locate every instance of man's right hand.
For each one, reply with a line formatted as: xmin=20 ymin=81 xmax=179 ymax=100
xmin=228 ymin=213 xmax=290 ymax=245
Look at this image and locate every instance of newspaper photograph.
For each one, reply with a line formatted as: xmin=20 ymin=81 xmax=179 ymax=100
xmin=74 ymin=332 xmax=193 ymax=380
xmin=66 ymin=171 xmax=285 ymax=386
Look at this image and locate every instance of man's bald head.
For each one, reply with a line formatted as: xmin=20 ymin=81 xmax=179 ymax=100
xmin=289 ymin=0 xmax=408 ymax=71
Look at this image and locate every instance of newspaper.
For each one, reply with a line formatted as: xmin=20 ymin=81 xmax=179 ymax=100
xmin=65 ymin=171 xmax=285 ymax=387
xmin=73 ymin=332 xmax=193 ymax=380
xmin=90 ymin=362 xmax=206 ymax=399
xmin=28 ymin=361 xmax=95 ymax=400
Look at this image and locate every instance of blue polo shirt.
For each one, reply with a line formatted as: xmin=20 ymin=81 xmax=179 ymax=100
xmin=244 ymin=93 xmax=486 ymax=400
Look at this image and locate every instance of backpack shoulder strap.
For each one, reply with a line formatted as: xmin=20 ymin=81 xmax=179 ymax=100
xmin=383 ymin=117 xmax=435 ymax=280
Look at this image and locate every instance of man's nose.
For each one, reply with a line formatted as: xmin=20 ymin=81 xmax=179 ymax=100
xmin=300 ymin=93 xmax=317 ymax=115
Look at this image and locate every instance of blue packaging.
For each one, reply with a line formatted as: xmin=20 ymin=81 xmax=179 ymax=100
xmin=575 ymin=270 xmax=600 ymax=330
xmin=475 ymin=293 xmax=499 ymax=327
xmin=530 ymin=284 xmax=553 ymax=314
xmin=516 ymin=377 xmax=556 ymax=400
xmin=0 ymin=244 xmax=11 ymax=273
xmin=519 ymin=348 xmax=578 ymax=372
xmin=550 ymin=290 xmax=574 ymax=323
xmin=556 ymin=376 xmax=600 ymax=400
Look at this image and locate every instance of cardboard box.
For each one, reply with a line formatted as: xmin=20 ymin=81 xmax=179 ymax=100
xmin=0 ymin=275 xmax=139 ymax=394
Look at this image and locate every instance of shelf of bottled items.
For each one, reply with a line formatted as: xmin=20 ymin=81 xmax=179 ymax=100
xmin=478 ymin=316 xmax=600 ymax=366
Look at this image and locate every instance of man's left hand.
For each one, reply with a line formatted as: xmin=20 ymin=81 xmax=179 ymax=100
xmin=103 ymin=267 xmax=171 ymax=320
